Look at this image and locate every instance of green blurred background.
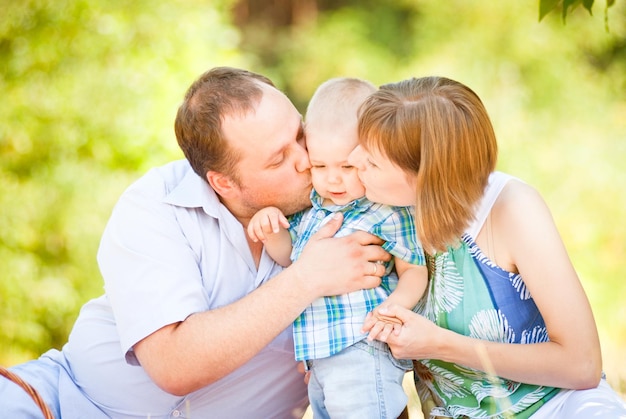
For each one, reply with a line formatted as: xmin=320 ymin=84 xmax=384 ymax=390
xmin=1 ymin=0 xmax=624 ymax=402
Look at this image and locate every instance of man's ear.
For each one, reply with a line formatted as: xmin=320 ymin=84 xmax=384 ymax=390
xmin=206 ymin=170 xmax=238 ymax=197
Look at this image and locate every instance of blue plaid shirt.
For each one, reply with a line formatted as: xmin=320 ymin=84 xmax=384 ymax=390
xmin=289 ymin=189 xmax=425 ymax=361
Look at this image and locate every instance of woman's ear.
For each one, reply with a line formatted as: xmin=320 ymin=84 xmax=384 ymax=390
xmin=206 ymin=170 xmax=238 ymax=198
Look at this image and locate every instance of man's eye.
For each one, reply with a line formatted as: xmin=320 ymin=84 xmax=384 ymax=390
xmin=271 ymin=156 xmax=285 ymax=167
xmin=366 ymin=159 xmax=377 ymax=168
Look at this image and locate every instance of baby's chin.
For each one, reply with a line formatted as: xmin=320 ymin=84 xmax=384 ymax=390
xmin=324 ymin=193 xmax=365 ymax=207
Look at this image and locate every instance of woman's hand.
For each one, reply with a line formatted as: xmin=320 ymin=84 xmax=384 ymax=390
xmin=363 ymin=304 xmax=442 ymax=360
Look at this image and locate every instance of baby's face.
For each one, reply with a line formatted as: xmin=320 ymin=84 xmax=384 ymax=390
xmin=306 ymin=125 xmax=365 ymax=206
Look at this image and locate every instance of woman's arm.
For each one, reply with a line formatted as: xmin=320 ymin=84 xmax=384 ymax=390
xmin=486 ymin=180 xmax=601 ymax=388
xmin=369 ymin=181 xmax=602 ymax=390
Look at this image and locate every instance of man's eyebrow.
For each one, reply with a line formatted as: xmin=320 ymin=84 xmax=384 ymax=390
xmin=264 ymin=119 xmax=305 ymax=165
xmin=265 ymin=145 xmax=285 ymax=163
xmin=264 ymin=139 xmax=290 ymax=166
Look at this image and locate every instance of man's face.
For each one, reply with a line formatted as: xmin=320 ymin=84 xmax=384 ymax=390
xmin=221 ymin=83 xmax=312 ymax=220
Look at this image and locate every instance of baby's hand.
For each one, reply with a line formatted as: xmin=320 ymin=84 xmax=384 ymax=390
xmin=247 ymin=207 xmax=290 ymax=243
xmin=366 ymin=303 xmax=404 ymax=341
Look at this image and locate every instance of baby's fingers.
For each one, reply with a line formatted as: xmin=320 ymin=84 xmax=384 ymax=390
xmin=375 ymin=322 xmax=396 ymax=342
xmin=268 ymin=212 xmax=290 ymax=233
xmin=247 ymin=221 xmax=267 ymax=242
xmin=366 ymin=321 xmax=386 ymax=341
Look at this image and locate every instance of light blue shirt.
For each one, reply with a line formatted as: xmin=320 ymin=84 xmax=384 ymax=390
xmin=59 ymin=159 xmax=307 ymax=418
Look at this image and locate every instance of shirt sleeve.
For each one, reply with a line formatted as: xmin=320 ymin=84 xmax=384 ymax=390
xmin=97 ymin=171 xmax=209 ymax=362
xmin=374 ymin=207 xmax=426 ymax=266
xmin=286 ymin=210 xmax=304 ymax=243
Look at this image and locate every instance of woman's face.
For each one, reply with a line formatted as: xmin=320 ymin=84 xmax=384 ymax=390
xmin=348 ymin=144 xmax=417 ymax=207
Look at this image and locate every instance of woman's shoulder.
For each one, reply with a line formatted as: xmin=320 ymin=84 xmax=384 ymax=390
xmin=492 ymin=176 xmax=554 ymax=241
xmin=495 ymin=176 xmax=545 ymax=212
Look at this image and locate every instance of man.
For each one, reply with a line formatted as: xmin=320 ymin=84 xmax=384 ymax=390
xmin=1 ymin=67 xmax=389 ymax=418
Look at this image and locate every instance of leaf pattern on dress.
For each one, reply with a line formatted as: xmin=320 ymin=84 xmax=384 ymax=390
xmin=520 ymin=325 xmax=549 ymax=344
xmin=465 ymin=233 xmax=531 ymax=301
xmin=508 ymin=272 xmax=530 ymax=300
xmin=451 ymin=386 xmax=550 ymax=419
xmin=509 ymin=387 xmax=550 ymax=412
xmin=470 ymin=377 xmax=519 ymax=400
xmin=463 ymin=234 xmax=532 ymax=300
xmin=417 ymin=251 xmax=464 ymax=322
xmin=447 ymin=390 xmax=543 ymax=419
xmin=427 ymin=362 xmax=467 ymax=399
xmin=410 ymin=177 xmax=558 ymax=418
xmin=469 ymin=309 xmax=515 ymax=343
xmin=448 ymin=403 xmax=511 ymax=419
xmin=451 ymin=363 xmax=520 ymax=402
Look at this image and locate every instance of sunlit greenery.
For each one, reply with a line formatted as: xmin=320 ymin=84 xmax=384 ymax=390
xmin=539 ymin=0 xmax=616 ymax=23
xmin=1 ymin=0 xmax=624 ymax=404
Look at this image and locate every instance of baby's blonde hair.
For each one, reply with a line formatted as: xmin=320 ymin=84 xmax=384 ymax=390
xmin=306 ymin=77 xmax=377 ymax=131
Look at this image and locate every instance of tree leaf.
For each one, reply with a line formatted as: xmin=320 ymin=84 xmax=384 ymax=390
xmin=539 ymin=0 xmax=560 ymax=21
xmin=562 ymin=0 xmax=581 ymax=21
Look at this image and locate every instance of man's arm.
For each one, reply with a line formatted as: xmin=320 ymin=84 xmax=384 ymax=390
xmin=134 ymin=213 xmax=389 ymax=395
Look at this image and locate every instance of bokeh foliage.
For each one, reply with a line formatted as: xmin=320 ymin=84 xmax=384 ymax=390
xmin=1 ymin=0 xmax=625 ymax=398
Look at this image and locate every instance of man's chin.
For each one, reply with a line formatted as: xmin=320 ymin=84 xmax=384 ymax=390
xmin=283 ymin=200 xmax=312 ymax=216
xmin=281 ymin=189 xmax=312 ymax=216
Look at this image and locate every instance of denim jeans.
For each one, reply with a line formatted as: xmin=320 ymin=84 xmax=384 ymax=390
xmin=307 ymin=339 xmax=410 ymax=419
xmin=0 ymin=350 xmax=109 ymax=418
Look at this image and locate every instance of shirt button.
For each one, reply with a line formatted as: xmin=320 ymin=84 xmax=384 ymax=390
xmin=172 ymin=410 xmax=181 ymax=417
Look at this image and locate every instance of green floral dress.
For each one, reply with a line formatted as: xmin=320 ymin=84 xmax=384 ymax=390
xmin=414 ymin=172 xmax=560 ymax=419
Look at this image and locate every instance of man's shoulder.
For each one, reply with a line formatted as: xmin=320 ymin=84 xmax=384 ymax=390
xmin=125 ymin=160 xmax=196 ymax=198
xmin=143 ymin=159 xmax=193 ymax=187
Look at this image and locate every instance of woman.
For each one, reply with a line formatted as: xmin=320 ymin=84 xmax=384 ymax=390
xmin=349 ymin=76 xmax=626 ymax=418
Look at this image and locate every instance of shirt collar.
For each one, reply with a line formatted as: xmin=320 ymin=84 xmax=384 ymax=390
xmin=162 ymin=163 xmax=221 ymax=218
xmin=310 ymin=189 xmax=373 ymax=216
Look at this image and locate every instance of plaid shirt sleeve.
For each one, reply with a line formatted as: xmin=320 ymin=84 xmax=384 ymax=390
xmin=373 ymin=206 xmax=425 ymax=266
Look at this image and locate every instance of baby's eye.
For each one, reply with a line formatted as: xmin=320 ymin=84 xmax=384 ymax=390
xmin=342 ymin=165 xmax=354 ymax=170
xmin=311 ymin=164 xmax=326 ymax=169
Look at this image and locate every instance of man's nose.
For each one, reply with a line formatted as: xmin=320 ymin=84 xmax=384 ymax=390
xmin=294 ymin=143 xmax=311 ymax=172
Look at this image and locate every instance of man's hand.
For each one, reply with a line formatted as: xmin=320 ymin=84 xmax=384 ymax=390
xmin=291 ymin=212 xmax=390 ymax=298
xmin=296 ymin=361 xmax=310 ymax=385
